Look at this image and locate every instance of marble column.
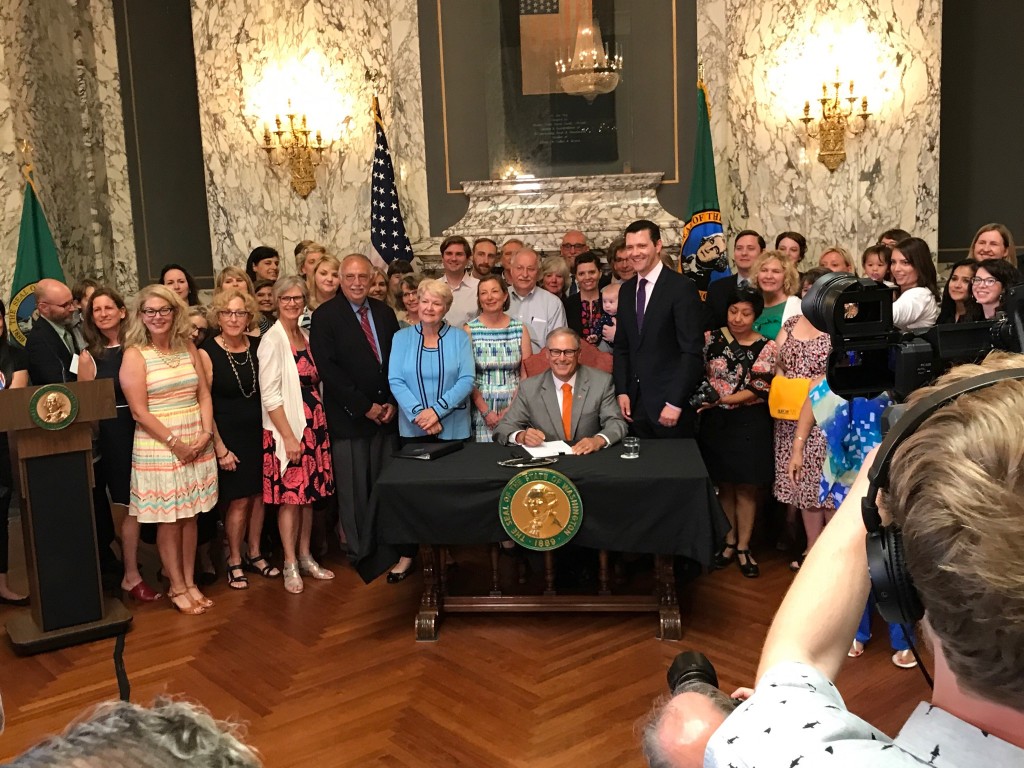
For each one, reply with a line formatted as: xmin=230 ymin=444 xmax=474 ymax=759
xmin=697 ymin=0 xmax=941 ymax=265
xmin=0 ymin=0 xmax=137 ymax=298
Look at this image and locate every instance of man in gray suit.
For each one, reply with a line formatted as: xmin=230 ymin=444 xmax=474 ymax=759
xmin=494 ymin=328 xmax=627 ymax=454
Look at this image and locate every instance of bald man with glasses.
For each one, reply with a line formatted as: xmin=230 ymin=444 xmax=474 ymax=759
xmin=26 ymin=278 xmax=80 ymax=385
xmin=25 ymin=277 xmax=120 ymax=577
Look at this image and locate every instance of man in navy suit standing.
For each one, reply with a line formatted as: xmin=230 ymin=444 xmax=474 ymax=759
xmin=309 ymin=253 xmax=400 ymax=579
xmin=613 ymin=220 xmax=704 ymax=438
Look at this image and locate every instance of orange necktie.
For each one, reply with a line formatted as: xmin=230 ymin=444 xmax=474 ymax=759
xmin=561 ymin=383 xmax=573 ymax=441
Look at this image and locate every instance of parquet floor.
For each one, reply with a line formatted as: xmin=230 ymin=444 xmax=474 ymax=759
xmin=0 ymin=524 xmax=931 ymax=767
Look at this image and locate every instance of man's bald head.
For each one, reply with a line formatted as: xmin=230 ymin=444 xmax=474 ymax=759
xmin=640 ymin=683 xmax=738 ymax=768
xmin=34 ymin=279 xmax=75 ymax=324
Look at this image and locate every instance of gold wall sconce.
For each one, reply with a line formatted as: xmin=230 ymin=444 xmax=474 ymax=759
xmin=800 ymin=70 xmax=871 ymax=171
xmin=260 ymin=100 xmax=349 ymax=198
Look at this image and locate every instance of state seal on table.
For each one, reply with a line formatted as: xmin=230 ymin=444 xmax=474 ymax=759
xmin=29 ymin=384 xmax=78 ymax=431
xmin=499 ymin=469 xmax=582 ymax=551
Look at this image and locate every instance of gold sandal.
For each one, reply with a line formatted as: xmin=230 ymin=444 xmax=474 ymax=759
xmin=185 ymin=584 xmax=214 ymax=608
xmin=167 ymin=589 xmax=205 ymax=616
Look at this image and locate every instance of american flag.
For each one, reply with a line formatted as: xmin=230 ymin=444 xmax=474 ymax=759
xmin=369 ymin=96 xmax=413 ymax=264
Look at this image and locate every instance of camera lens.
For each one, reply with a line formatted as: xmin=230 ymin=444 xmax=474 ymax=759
xmin=667 ymin=651 xmax=719 ymax=692
xmin=801 ymin=272 xmax=860 ymax=334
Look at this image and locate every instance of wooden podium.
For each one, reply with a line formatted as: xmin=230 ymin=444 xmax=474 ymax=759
xmin=0 ymin=379 xmax=132 ymax=654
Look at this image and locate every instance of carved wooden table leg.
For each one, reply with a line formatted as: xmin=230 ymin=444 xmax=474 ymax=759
xmin=543 ymin=551 xmax=556 ymax=596
xmin=415 ymin=544 xmax=442 ymax=641
xmin=655 ymin=554 xmax=682 ymax=640
xmin=598 ymin=549 xmax=611 ymax=595
xmin=489 ymin=544 xmax=501 ymax=596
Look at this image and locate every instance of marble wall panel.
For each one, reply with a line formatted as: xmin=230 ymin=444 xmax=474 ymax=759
xmin=0 ymin=0 xmax=95 ymax=290
xmin=0 ymin=36 xmax=22 ymax=302
xmin=388 ymin=0 xmax=430 ymax=248
xmin=697 ymin=0 xmax=941 ymax=266
xmin=0 ymin=0 xmax=137 ymax=299
xmin=84 ymin=0 xmax=137 ymax=292
xmin=191 ymin=0 xmax=431 ymax=274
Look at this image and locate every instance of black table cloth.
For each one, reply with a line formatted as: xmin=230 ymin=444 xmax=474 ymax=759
xmin=357 ymin=440 xmax=728 ymax=583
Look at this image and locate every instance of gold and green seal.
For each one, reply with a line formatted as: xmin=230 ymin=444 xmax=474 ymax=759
xmin=499 ymin=469 xmax=582 ymax=551
xmin=29 ymin=384 xmax=79 ymax=431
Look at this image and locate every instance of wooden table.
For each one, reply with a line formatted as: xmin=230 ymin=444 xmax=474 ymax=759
xmin=367 ymin=440 xmax=727 ymax=641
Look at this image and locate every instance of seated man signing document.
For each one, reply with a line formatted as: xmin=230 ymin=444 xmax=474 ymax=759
xmin=493 ymin=328 xmax=627 ymax=454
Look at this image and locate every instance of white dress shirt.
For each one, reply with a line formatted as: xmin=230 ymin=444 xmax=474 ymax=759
xmin=443 ymin=273 xmax=480 ymax=328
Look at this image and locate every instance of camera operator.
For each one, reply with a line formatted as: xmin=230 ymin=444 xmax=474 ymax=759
xmin=644 ymin=352 xmax=1024 ymax=767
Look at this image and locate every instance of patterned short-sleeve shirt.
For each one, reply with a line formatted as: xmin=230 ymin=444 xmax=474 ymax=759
xmin=705 ymin=662 xmax=1024 ymax=767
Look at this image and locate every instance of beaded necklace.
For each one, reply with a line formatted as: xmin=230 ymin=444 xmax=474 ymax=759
xmin=220 ymin=337 xmax=256 ymax=398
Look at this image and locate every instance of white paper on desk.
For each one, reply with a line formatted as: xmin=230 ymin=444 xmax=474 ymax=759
xmin=524 ymin=440 xmax=573 ymax=457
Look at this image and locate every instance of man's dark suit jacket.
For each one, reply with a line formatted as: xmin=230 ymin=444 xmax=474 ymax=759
xmin=26 ymin=318 xmax=76 ymax=384
xmin=703 ymin=273 xmax=739 ymax=331
xmin=612 ymin=267 xmax=704 ymax=430
xmin=309 ymin=296 xmax=399 ymax=440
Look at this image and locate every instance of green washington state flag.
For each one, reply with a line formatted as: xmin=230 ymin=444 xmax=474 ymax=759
xmin=679 ymin=79 xmax=729 ymax=301
xmin=8 ymin=168 xmax=65 ymax=347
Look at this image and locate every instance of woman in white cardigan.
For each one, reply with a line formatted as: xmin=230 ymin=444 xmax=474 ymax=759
xmin=258 ymin=276 xmax=336 ymax=594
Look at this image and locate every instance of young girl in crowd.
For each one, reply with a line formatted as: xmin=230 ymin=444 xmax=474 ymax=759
xmin=860 ymin=244 xmax=892 ymax=284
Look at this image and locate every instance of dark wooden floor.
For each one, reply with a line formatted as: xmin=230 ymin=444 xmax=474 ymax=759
xmin=0 ymin=523 xmax=931 ymax=767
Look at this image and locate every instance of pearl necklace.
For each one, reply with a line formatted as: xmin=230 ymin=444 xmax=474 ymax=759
xmin=149 ymin=343 xmax=181 ymax=368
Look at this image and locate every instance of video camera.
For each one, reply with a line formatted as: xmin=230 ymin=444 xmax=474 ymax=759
xmin=801 ymin=273 xmax=1024 ymax=400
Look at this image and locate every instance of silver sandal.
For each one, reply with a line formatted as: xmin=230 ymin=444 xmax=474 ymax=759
xmin=299 ymin=556 xmax=335 ymax=580
xmin=282 ymin=562 xmax=304 ymax=594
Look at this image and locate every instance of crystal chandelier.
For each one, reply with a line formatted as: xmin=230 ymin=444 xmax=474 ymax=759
xmin=554 ymin=16 xmax=623 ymax=103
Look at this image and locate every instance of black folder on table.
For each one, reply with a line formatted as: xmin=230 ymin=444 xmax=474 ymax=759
xmin=393 ymin=442 xmax=465 ymax=461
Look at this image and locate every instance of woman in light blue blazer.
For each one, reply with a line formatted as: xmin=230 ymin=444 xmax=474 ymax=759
xmin=389 ymin=279 xmax=475 ymax=443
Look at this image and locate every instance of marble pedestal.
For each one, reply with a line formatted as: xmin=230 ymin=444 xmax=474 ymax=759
xmin=422 ymin=172 xmax=684 ymax=269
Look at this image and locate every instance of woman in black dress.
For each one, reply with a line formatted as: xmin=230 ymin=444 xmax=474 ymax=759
xmin=696 ymin=287 xmax=778 ymax=578
xmin=198 ymin=289 xmax=276 ymax=589
xmin=0 ymin=299 xmax=29 ymax=606
xmin=79 ymin=287 xmax=162 ymax=602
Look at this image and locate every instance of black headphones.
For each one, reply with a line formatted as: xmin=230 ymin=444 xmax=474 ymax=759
xmin=862 ymin=367 xmax=1024 ymax=626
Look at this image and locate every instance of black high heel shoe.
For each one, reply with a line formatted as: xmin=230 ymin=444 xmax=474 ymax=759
xmin=736 ymin=549 xmax=760 ymax=578
xmin=712 ymin=539 xmax=737 ymax=569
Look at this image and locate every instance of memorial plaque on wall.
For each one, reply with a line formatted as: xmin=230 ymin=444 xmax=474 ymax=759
xmin=502 ymin=0 xmax=618 ymax=167
xmin=418 ymin=0 xmax=693 ymax=232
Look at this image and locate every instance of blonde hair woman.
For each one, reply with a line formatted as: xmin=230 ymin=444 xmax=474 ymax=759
xmin=751 ymin=251 xmax=802 ymax=340
xmin=306 ymin=254 xmax=341 ymax=312
xmin=968 ymin=222 xmax=1018 ymax=268
xmin=214 ymin=266 xmax=254 ymax=296
xmin=120 ymin=285 xmax=218 ymax=615
xmin=295 ymin=242 xmax=328 ymax=278
xmin=540 ymin=255 xmax=571 ymax=299
xmin=818 ymin=246 xmax=856 ymax=274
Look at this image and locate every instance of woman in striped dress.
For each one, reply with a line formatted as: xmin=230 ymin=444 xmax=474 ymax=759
xmin=120 ymin=285 xmax=218 ymax=616
xmin=464 ymin=275 xmax=532 ymax=442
